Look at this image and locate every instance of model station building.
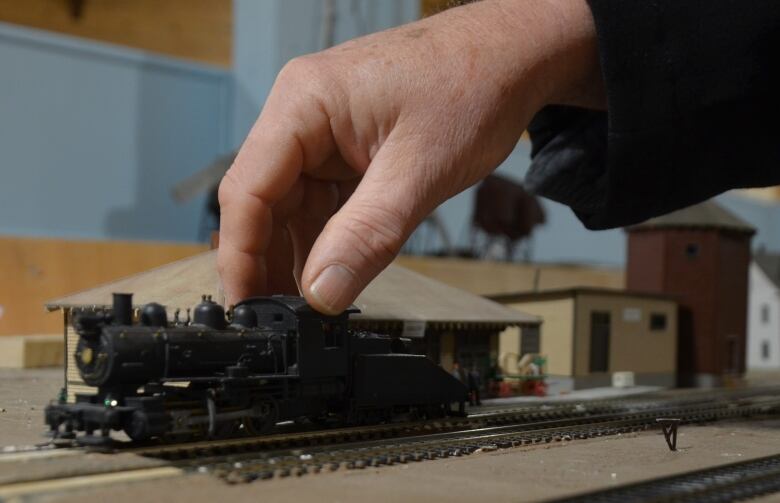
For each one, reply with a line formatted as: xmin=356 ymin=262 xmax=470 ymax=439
xmin=46 ymin=251 xmax=540 ymax=401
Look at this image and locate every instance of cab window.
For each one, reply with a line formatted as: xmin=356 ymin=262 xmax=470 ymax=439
xmin=322 ymin=321 xmax=343 ymax=348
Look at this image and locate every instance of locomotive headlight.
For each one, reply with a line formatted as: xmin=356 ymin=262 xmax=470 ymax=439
xmin=80 ymin=347 xmax=93 ymax=365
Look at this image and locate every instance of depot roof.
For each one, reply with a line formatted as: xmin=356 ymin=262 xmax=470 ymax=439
xmin=47 ymin=251 xmax=540 ymax=332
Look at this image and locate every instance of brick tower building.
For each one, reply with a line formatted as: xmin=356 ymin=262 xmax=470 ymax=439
xmin=626 ymin=201 xmax=755 ymax=387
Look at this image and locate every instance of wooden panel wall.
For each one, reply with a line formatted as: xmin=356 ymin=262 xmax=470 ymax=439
xmin=396 ymin=255 xmax=625 ymax=297
xmin=421 ymin=0 xmax=472 ymax=17
xmin=0 ymin=0 xmax=231 ymax=67
xmin=0 ymin=237 xmax=208 ymax=335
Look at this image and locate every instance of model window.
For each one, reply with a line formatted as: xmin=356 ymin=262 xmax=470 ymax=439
xmin=685 ymin=243 xmax=699 ymax=259
xmin=762 ymin=341 xmax=771 ymax=360
xmin=650 ymin=313 xmax=667 ymax=331
xmin=521 ymin=326 xmax=541 ymax=355
xmin=322 ymin=321 xmax=343 ymax=348
xmin=761 ymin=304 xmax=770 ymax=324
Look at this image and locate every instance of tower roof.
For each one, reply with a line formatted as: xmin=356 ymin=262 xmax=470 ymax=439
xmin=628 ymin=200 xmax=755 ymax=234
xmin=755 ymin=252 xmax=780 ymax=289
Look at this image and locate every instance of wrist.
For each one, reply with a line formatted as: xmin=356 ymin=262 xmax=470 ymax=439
xmin=485 ymin=0 xmax=605 ymax=112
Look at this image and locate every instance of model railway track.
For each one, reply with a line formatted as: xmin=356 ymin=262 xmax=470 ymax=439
xmin=177 ymin=397 xmax=780 ymax=484
xmin=0 ymin=395 xmax=778 ymax=499
xmin=125 ymin=401 xmax=625 ymax=458
xmin=550 ymin=453 xmax=780 ymax=503
xmin=126 ymin=386 xmax=780 ymax=460
xmin=5 ymin=387 xmax=776 ymax=460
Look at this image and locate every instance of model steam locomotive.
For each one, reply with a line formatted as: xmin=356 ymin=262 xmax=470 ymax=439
xmin=45 ymin=293 xmax=468 ymax=444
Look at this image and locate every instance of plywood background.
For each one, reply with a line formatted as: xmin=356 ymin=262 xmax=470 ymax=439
xmin=0 ymin=236 xmax=207 ymax=335
xmin=0 ymin=0 xmax=231 ymax=67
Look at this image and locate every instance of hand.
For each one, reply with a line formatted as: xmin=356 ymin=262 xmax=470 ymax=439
xmin=218 ymin=0 xmax=603 ymax=314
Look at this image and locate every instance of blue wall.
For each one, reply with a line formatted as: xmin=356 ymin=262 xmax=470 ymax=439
xmin=0 ymin=22 xmax=232 ymax=242
xmin=0 ymin=2 xmax=419 ymax=243
xmin=413 ymin=140 xmax=627 ymax=266
xmin=3 ymin=7 xmax=773 ymax=266
xmin=718 ymin=192 xmax=780 ymax=252
xmin=231 ymin=0 xmax=629 ymax=267
xmin=232 ymin=0 xmax=420 ymax=148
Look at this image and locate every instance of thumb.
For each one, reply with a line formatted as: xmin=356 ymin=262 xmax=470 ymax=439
xmin=301 ymin=143 xmax=436 ymax=315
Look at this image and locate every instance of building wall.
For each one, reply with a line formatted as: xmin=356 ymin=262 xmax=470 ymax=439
xmin=714 ymin=232 xmax=752 ymax=375
xmin=627 ymin=228 xmax=752 ymax=382
xmin=505 ymin=298 xmax=574 ymax=377
xmin=0 ymin=0 xmax=232 ymax=66
xmin=231 ymin=0 xmax=420 ymax=149
xmin=396 ymin=256 xmax=624 ymax=297
xmin=718 ymin=192 xmax=780 ymax=253
xmin=625 ymin=232 xmax=666 ymax=291
xmin=0 ymin=23 xmax=232 ymax=242
xmin=498 ymin=327 xmax=521 ymax=372
xmin=415 ymin=142 xmax=628 ymax=266
xmin=0 ymin=237 xmax=208 ymax=335
xmin=572 ymin=294 xmax=677 ymax=377
xmin=661 ymin=231 xmax=720 ymax=377
xmin=747 ymin=263 xmax=780 ymax=369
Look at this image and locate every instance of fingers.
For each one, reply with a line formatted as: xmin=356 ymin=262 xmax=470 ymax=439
xmin=217 ymin=58 xmax=337 ymax=305
xmin=217 ymin=173 xmax=273 ymax=304
xmin=287 ymin=177 xmax=341 ymax=290
xmin=264 ymin=222 xmax=299 ymax=295
xmin=217 ymin=125 xmax=310 ymax=304
xmin=300 ymin=137 xmax=436 ymax=315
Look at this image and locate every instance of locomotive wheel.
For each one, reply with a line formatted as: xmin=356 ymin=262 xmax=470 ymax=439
xmin=123 ymin=411 xmax=151 ymax=441
xmin=307 ymin=413 xmax=347 ymax=429
xmin=215 ymin=419 xmax=241 ymax=438
xmin=422 ymin=404 xmax=446 ymax=420
xmin=243 ymin=401 xmax=277 ymax=436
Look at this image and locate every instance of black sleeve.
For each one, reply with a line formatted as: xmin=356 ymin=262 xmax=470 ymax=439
xmin=525 ymin=0 xmax=780 ymax=230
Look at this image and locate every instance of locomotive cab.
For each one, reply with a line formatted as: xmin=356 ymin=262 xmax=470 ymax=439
xmin=235 ymin=296 xmax=358 ymax=380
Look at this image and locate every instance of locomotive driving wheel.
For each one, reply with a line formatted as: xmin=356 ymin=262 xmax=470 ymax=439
xmin=243 ymin=400 xmax=277 ymax=435
xmin=123 ymin=410 xmax=152 ymax=441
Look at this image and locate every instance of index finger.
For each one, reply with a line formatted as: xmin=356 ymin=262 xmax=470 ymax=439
xmin=217 ymin=72 xmax=336 ymax=304
xmin=217 ymin=125 xmax=302 ymax=304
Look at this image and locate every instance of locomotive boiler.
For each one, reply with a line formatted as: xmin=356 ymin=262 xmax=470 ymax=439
xmin=45 ymin=293 xmax=468 ymax=444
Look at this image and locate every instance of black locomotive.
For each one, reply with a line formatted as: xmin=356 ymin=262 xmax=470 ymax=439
xmin=45 ymin=293 xmax=468 ymax=444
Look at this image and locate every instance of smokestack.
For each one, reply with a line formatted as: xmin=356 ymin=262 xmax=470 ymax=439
xmin=113 ymin=293 xmax=133 ymax=325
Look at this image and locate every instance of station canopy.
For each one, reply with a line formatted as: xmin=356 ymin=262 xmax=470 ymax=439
xmin=47 ymin=251 xmax=539 ymax=334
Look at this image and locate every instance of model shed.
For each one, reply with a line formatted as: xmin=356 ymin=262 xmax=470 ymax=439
xmin=491 ymin=288 xmax=678 ymax=390
xmin=47 ymin=251 xmax=540 ymax=400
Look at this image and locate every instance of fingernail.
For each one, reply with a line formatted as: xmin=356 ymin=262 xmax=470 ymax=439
xmin=309 ymin=264 xmax=358 ymax=314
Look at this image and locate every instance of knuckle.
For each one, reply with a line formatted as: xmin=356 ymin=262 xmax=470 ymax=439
xmin=276 ymin=55 xmax=327 ymax=92
xmin=273 ymin=55 xmax=347 ymax=124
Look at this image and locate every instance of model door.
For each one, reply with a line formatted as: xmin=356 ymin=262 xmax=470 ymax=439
xmin=589 ymin=311 xmax=611 ymax=373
